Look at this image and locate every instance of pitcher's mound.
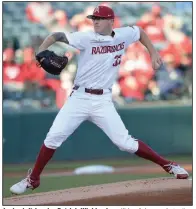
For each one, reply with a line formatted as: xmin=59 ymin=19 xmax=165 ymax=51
xmin=4 ymin=177 xmax=192 ymax=206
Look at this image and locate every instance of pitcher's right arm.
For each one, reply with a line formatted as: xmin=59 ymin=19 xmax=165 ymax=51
xmin=38 ymin=32 xmax=69 ymax=53
xmin=38 ymin=31 xmax=90 ymax=53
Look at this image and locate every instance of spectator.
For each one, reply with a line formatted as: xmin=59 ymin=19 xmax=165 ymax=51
xmin=137 ymin=4 xmax=166 ymax=43
xmin=155 ymin=54 xmax=184 ymax=100
xmin=163 ymin=14 xmax=192 ymax=49
xmin=3 ymin=48 xmax=25 ymax=87
xmin=26 ymin=2 xmax=53 ymax=23
xmin=119 ymin=75 xmax=145 ymax=102
xmin=3 ymin=48 xmax=25 ymax=100
xmin=44 ymin=10 xmax=70 ymax=32
xmin=70 ymin=6 xmax=94 ymax=31
xmin=20 ymin=47 xmax=45 ymax=83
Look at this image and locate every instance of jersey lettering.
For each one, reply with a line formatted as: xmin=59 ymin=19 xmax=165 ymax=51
xmin=113 ymin=55 xmax=122 ymax=66
xmin=92 ymin=42 xmax=125 ymax=55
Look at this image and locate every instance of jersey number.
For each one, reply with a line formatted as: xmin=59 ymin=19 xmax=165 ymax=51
xmin=113 ymin=55 xmax=122 ymax=67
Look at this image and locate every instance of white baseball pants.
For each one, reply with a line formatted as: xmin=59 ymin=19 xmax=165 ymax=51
xmin=44 ymin=88 xmax=139 ymax=153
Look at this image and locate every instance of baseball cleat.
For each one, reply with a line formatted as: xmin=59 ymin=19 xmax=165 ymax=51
xmin=10 ymin=169 xmax=40 ymax=195
xmin=163 ymin=162 xmax=189 ymax=179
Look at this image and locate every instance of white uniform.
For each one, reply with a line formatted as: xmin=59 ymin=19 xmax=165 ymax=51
xmin=44 ymin=26 xmax=140 ymax=153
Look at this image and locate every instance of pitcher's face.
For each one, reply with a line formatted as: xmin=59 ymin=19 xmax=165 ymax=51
xmin=92 ymin=17 xmax=113 ymax=34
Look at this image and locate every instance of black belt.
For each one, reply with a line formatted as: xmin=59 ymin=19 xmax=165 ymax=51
xmin=73 ymin=85 xmax=104 ymax=95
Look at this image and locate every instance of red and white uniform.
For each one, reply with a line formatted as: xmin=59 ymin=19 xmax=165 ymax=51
xmin=44 ymin=7 xmax=140 ymax=154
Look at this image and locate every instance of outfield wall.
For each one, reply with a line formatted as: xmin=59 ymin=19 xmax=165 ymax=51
xmin=3 ymin=105 xmax=192 ymax=163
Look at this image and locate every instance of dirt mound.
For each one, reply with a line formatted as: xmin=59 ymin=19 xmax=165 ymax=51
xmin=4 ymin=177 xmax=192 ymax=206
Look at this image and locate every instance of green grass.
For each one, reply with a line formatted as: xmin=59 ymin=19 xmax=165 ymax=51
xmin=4 ymin=173 xmax=174 ymax=198
xmin=3 ymin=155 xmax=192 ymax=173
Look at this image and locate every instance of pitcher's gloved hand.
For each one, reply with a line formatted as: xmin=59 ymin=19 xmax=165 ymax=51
xmin=36 ymin=50 xmax=68 ymax=75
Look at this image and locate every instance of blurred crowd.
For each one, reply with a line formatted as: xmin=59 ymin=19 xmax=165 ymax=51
xmin=3 ymin=2 xmax=192 ymax=110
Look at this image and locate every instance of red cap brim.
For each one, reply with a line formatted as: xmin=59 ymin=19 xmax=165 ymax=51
xmin=87 ymin=15 xmax=114 ymax=19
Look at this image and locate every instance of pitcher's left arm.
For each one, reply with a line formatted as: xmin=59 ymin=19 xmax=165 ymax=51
xmin=139 ymin=27 xmax=162 ymax=69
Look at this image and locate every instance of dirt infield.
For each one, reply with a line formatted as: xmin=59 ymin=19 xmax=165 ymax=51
xmin=4 ymin=177 xmax=192 ymax=206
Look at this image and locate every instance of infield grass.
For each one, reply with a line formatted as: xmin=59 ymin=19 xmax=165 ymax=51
xmin=3 ymin=155 xmax=192 ymax=173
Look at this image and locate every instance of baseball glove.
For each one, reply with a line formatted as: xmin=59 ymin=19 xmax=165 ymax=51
xmin=36 ymin=50 xmax=68 ymax=75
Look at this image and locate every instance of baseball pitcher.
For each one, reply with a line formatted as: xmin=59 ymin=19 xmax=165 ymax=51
xmin=10 ymin=6 xmax=189 ymax=195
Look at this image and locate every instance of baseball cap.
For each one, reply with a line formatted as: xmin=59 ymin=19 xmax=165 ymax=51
xmin=87 ymin=6 xmax=115 ymax=19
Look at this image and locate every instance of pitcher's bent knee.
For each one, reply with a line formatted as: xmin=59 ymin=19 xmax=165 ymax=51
xmin=115 ymin=135 xmax=139 ymax=153
xmin=44 ymin=133 xmax=68 ymax=149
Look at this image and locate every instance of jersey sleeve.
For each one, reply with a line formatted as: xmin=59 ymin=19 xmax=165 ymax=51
xmin=121 ymin=26 xmax=140 ymax=48
xmin=66 ymin=31 xmax=89 ymax=51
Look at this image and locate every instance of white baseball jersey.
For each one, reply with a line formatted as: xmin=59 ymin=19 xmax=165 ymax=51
xmin=66 ymin=26 xmax=140 ymax=89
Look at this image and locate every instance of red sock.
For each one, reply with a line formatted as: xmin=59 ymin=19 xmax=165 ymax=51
xmin=135 ymin=140 xmax=170 ymax=166
xmin=30 ymin=144 xmax=56 ymax=180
